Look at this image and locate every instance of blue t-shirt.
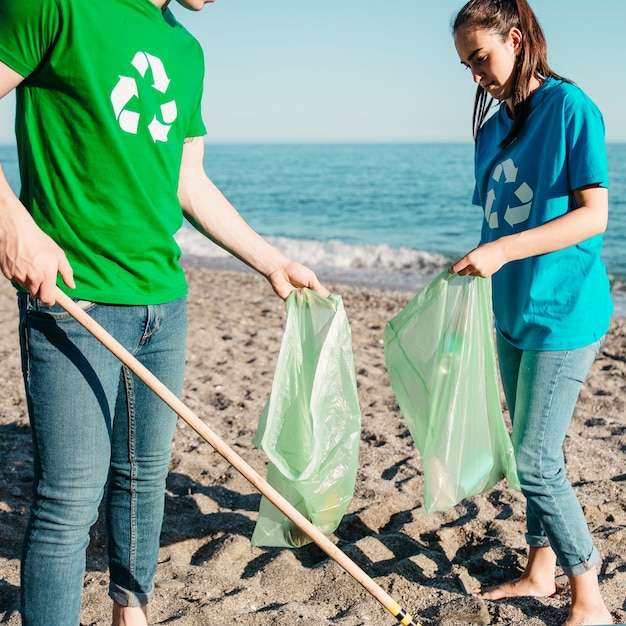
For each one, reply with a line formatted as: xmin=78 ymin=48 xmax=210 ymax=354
xmin=473 ymin=78 xmax=613 ymax=350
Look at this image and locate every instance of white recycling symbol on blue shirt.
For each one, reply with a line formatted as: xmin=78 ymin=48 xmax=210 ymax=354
xmin=485 ymin=157 xmax=534 ymax=229
xmin=110 ymin=52 xmax=178 ymax=143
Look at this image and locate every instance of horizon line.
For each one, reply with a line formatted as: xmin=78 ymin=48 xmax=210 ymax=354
xmin=2 ymin=139 xmax=626 ymax=147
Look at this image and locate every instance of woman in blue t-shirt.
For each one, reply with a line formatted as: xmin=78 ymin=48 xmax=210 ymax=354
xmin=450 ymin=1 xmax=613 ymax=624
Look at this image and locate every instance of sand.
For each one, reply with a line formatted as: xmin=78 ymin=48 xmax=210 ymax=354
xmin=0 ymin=265 xmax=625 ymax=626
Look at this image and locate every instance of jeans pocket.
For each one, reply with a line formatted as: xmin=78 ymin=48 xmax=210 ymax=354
xmin=20 ymin=293 xmax=98 ymax=321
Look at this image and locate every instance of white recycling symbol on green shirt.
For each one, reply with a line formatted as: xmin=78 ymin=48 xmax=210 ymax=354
xmin=485 ymin=157 xmax=534 ymax=229
xmin=110 ymin=52 xmax=178 ymax=143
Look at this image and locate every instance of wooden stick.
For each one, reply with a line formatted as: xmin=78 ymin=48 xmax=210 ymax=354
xmin=55 ymin=287 xmax=421 ymax=626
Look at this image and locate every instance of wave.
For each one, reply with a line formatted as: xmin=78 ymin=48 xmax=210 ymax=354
xmin=175 ymin=226 xmax=626 ymax=317
xmin=175 ymin=227 xmax=452 ymax=292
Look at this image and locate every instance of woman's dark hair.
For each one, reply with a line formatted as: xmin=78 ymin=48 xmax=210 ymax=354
xmin=452 ymin=0 xmax=567 ymax=147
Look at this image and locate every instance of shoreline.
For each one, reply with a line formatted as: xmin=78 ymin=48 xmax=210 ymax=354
xmin=181 ymin=254 xmax=626 ymax=321
xmin=0 ymin=265 xmax=625 ymax=625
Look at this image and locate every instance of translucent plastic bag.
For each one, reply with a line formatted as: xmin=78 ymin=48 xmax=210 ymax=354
xmin=251 ymin=289 xmax=362 ymax=548
xmin=384 ymin=270 xmax=520 ymax=514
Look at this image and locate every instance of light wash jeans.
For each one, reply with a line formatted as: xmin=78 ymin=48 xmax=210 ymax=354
xmin=18 ymin=294 xmax=187 ymax=626
xmin=496 ymin=331 xmax=603 ymax=578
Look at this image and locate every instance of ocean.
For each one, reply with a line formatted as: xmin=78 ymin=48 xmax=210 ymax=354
xmin=1 ymin=142 xmax=625 ymax=315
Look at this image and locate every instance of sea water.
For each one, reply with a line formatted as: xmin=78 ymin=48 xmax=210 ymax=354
xmin=1 ymin=142 xmax=625 ymax=314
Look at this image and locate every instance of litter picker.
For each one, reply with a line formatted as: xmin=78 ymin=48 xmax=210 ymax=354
xmin=55 ymin=287 xmax=421 ymax=626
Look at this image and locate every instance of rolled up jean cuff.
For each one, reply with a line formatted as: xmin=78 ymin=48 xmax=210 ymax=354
xmin=560 ymin=546 xmax=601 ymax=578
xmin=524 ymin=535 xmax=600 ymax=578
xmin=525 ymin=533 xmax=551 ymax=549
xmin=109 ymin=581 xmax=153 ymax=607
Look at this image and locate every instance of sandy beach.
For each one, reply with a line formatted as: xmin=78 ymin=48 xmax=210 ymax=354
xmin=0 ymin=264 xmax=625 ymax=626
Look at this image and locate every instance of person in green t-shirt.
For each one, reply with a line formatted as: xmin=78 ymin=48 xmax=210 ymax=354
xmin=0 ymin=0 xmax=329 ymax=624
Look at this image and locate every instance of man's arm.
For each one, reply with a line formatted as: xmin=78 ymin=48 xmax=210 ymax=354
xmin=0 ymin=59 xmax=22 ymax=97
xmin=177 ymin=136 xmax=329 ymax=300
xmin=0 ymin=60 xmax=74 ymax=305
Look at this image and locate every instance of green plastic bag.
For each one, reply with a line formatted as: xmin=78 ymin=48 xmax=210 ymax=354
xmin=384 ymin=270 xmax=520 ymax=514
xmin=251 ymin=288 xmax=361 ymax=548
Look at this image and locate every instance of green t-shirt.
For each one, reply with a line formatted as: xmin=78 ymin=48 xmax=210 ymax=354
xmin=0 ymin=0 xmax=207 ymax=304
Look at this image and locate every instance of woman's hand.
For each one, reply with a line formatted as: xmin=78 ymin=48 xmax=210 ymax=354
xmin=450 ymin=239 xmax=509 ymax=278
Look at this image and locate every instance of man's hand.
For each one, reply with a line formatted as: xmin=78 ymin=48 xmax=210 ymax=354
xmin=0 ymin=64 xmax=74 ymax=304
xmin=0 ymin=194 xmax=74 ymax=305
xmin=267 ymin=261 xmax=330 ymax=300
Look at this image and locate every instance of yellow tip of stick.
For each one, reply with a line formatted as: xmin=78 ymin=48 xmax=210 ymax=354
xmin=388 ymin=601 xmax=422 ymax=626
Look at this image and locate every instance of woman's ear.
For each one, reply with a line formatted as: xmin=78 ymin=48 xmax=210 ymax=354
xmin=509 ymin=27 xmax=524 ymax=56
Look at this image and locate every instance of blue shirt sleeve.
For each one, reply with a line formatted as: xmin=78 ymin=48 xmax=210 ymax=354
xmin=564 ymin=87 xmax=609 ymax=191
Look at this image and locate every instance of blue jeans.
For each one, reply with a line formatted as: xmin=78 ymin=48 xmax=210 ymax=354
xmin=18 ymin=294 xmax=187 ymax=626
xmin=496 ymin=331 xmax=603 ymax=578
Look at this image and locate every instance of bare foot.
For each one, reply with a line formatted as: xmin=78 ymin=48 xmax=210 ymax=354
xmin=562 ymin=567 xmax=613 ymax=626
xmin=562 ymin=610 xmax=613 ymax=626
xmin=475 ymin=545 xmax=558 ymax=600
xmin=475 ymin=576 xmax=558 ymax=600
xmin=112 ymin=603 xmax=148 ymax=626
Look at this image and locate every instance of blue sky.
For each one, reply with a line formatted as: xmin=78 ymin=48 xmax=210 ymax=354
xmin=0 ymin=0 xmax=623 ymax=144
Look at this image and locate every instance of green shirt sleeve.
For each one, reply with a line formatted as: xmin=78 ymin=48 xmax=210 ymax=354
xmin=0 ymin=0 xmax=61 ymax=77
